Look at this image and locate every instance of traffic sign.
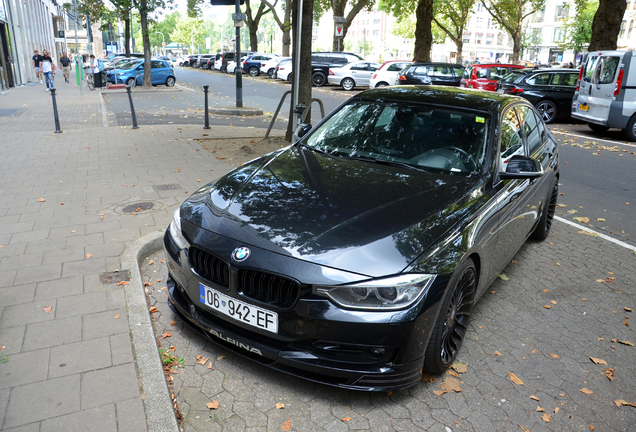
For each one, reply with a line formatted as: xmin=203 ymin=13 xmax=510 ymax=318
xmin=335 ymin=24 xmax=343 ymax=37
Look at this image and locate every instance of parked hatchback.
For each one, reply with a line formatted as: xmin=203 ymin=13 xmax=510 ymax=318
xmin=369 ymin=60 xmax=414 ymax=88
xmin=327 ymin=61 xmax=382 ymax=90
xmin=108 ymin=59 xmax=176 ymax=87
xmin=243 ymin=54 xmax=279 ymax=76
xmin=497 ymin=68 xmax=579 ymax=123
xmin=396 ymin=63 xmax=465 ymax=86
xmin=460 ymin=64 xmax=525 ymax=91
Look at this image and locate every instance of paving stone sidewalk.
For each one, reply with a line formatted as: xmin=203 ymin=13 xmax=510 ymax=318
xmin=0 ymin=77 xmax=281 ymax=431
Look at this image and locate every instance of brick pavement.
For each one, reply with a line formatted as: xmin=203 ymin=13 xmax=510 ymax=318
xmin=0 ymin=75 xmax=281 ymax=431
xmin=1 ymin=72 xmax=635 ymax=432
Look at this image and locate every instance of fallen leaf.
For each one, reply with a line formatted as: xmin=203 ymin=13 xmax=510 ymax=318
xmin=341 ymin=417 xmax=353 ymax=422
xmin=207 ymin=362 xmax=213 ymax=369
xmin=518 ymin=425 xmax=531 ymax=432
xmin=275 ymin=403 xmax=285 ymax=409
xmin=536 ymin=406 xmax=545 ymax=412
xmin=86 ymin=253 xmax=93 ymax=258
xmin=625 ymin=307 xmax=633 ymax=312
xmin=499 ymin=274 xmax=509 ymax=281
xmin=161 ymin=331 xmax=172 ymax=339
xmin=596 ymin=279 xmax=606 ymax=283
xmin=580 ymin=388 xmax=593 ymax=395
xmin=170 ymin=321 xmax=177 ymax=326
xmin=604 ymin=368 xmax=615 ymax=381
xmin=149 ymin=306 xmax=158 ymax=313
xmin=508 ymin=372 xmax=524 ymax=385
xmin=543 ymin=289 xmax=549 ymax=292
xmin=114 ymin=314 xmax=120 ymax=319
xmin=206 ymin=400 xmax=220 ymax=409
xmin=421 ymin=372 xmax=437 ymax=383
xmin=217 ymin=355 xmax=225 ymax=360
xmin=625 ymin=321 xmax=630 ymax=326
xmin=530 ymin=395 xmax=540 ymax=401
xmin=116 ymin=281 xmax=129 ymax=286
xmin=578 ymin=230 xmax=599 ymax=237
xmin=43 ymin=305 xmax=52 ymax=313
xmin=37 ymin=198 xmax=46 ymax=202
xmin=531 ymin=350 xmax=538 ymax=354
xmin=544 ymin=305 xmax=551 ymax=309
xmin=433 ymin=390 xmax=448 ymax=395
xmin=440 ymin=376 xmax=462 ymax=393
xmin=170 ymin=346 xmax=176 ymax=352
xmin=156 ymin=279 xmax=161 ymax=282
xmin=555 ymin=407 xmax=560 ymax=414
xmin=451 ymin=360 xmax=468 ymax=374
xmin=281 ymin=418 xmax=292 ymax=431
xmin=548 ymin=353 xmax=560 ymax=358
xmin=196 ymin=355 xmax=209 ymax=365
xmin=550 ymin=300 xmax=557 ymax=305
xmin=590 ymin=357 xmax=607 ymax=365
xmin=494 ymin=351 xmax=502 ymax=356
xmin=573 ymin=217 xmax=590 ymax=223
xmin=618 ymin=340 xmax=635 ymax=346
xmin=614 ymin=399 xmax=636 ymax=408
xmin=149 ymin=260 xmax=154 ymax=265
xmin=448 ymin=370 xmax=460 ymax=378
xmin=542 ymin=413 xmax=552 ymax=423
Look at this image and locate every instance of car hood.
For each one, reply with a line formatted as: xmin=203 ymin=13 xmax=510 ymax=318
xmin=181 ymin=146 xmax=485 ymax=277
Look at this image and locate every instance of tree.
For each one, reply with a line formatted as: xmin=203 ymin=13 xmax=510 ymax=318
xmin=170 ymin=16 xmax=207 ymax=52
xmin=481 ymin=0 xmax=545 ymax=63
xmin=433 ymin=0 xmax=476 ymax=64
xmin=245 ymin=0 xmax=272 ymax=51
xmin=262 ymin=0 xmax=293 ymax=56
xmin=561 ymin=0 xmax=597 ymax=60
xmin=588 ymin=0 xmax=626 ymax=50
xmin=314 ymin=0 xmax=376 ymax=52
xmin=380 ymin=0 xmax=435 ymax=61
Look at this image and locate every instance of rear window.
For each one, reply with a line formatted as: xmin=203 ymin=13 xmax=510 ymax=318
xmin=502 ymin=71 xmax=525 ymax=83
xmin=387 ymin=62 xmax=409 ymax=72
xmin=452 ymin=66 xmax=464 ymax=77
xmin=490 ymin=67 xmax=510 ymax=80
xmin=597 ymin=56 xmax=621 ymax=84
xmin=583 ymin=55 xmax=600 ymax=82
xmin=552 ymin=72 xmax=578 ymax=86
xmin=526 ymin=73 xmax=551 ymax=85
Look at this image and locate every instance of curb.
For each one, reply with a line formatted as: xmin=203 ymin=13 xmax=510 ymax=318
xmin=119 ymin=230 xmax=179 ymax=432
xmin=208 ymin=106 xmax=264 ymax=116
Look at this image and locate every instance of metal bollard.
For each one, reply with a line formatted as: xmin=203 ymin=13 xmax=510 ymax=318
xmin=126 ymin=85 xmax=139 ymax=129
xmin=203 ymin=85 xmax=210 ymax=129
xmin=50 ymin=88 xmax=62 ymax=133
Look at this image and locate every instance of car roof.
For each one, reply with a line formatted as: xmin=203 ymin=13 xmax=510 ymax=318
xmin=409 ymin=62 xmax=464 ymax=67
xmin=357 ymin=86 xmax=519 ymax=113
xmin=469 ymin=63 xmax=523 ymax=68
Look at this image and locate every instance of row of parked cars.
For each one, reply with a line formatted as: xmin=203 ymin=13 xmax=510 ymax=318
xmin=101 ymin=54 xmax=177 ymax=87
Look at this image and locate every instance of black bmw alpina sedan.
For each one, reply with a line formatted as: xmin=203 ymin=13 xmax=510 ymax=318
xmin=164 ymin=86 xmax=559 ymax=391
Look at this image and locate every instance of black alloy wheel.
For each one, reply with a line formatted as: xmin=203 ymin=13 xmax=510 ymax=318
xmin=531 ymin=180 xmax=558 ymax=241
xmin=312 ymin=72 xmax=326 ymax=87
xmin=424 ymin=259 xmax=476 ymax=374
xmin=268 ymin=68 xmax=276 ymax=79
xmin=623 ymin=115 xmax=636 ymax=142
xmin=535 ymin=100 xmax=557 ymax=124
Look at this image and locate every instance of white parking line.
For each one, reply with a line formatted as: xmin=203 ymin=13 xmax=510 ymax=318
xmin=550 ymin=130 xmax=636 ymax=149
xmin=555 ymin=216 xmax=636 ymax=252
xmin=175 ymin=83 xmax=196 ymax=92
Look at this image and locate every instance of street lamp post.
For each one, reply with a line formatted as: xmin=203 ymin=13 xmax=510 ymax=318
xmin=154 ymin=31 xmax=165 ymax=56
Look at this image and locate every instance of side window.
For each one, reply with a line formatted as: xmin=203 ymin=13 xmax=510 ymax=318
xmin=526 ymin=73 xmax=551 ymax=85
xmin=151 ymin=61 xmax=162 ymax=68
xmin=462 ymin=67 xmax=471 ymax=79
xmin=517 ymin=106 xmax=543 ymax=155
xmin=583 ymin=55 xmax=599 ymax=82
xmin=476 ymin=68 xmax=488 ymax=78
xmin=490 ymin=67 xmax=509 ymax=80
xmin=351 ymin=63 xmax=365 ymax=70
xmin=500 ymin=107 xmax=524 ymax=171
xmin=552 ymin=73 xmax=578 ymax=86
xmin=597 ymin=56 xmax=620 ymax=84
xmin=453 ymin=66 xmax=465 ymax=77
xmin=412 ymin=66 xmax=428 ymax=76
xmin=387 ymin=63 xmax=402 ymax=72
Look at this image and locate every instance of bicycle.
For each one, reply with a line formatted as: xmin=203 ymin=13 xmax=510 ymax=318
xmin=85 ymin=71 xmax=107 ymax=90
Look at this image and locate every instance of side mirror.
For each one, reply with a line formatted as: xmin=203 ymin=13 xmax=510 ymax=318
xmin=500 ymin=155 xmax=544 ymax=179
xmin=292 ymin=123 xmax=312 ymax=143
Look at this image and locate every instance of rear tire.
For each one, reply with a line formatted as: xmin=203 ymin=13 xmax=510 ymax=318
xmin=535 ymin=100 xmax=557 ymax=124
xmin=312 ymin=72 xmax=326 ymax=87
xmin=248 ymin=66 xmax=259 ymax=77
xmin=375 ymin=82 xmax=389 ymax=87
xmin=531 ymin=179 xmax=558 ymax=241
xmin=622 ymin=115 xmax=636 ymax=141
xmin=588 ymin=122 xmax=610 ymax=133
xmin=423 ymin=258 xmax=476 ymax=374
xmin=341 ymin=77 xmax=355 ymax=91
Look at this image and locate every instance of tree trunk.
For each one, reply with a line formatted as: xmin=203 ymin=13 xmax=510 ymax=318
xmin=455 ymin=39 xmax=463 ymax=64
xmin=124 ymin=12 xmax=131 ymax=57
xmin=139 ymin=0 xmax=152 ymax=87
xmin=285 ymin=0 xmax=314 ymax=141
xmin=282 ymin=2 xmax=291 ymax=56
xmin=512 ymin=26 xmax=522 ymax=63
xmin=331 ymin=0 xmax=345 ymax=51
xmin=413 ymin=0 xmax=433 ymax=62
xmin=588 ymin=0 xmax=627 ymax=51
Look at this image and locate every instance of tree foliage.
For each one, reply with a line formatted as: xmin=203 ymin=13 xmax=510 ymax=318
xmin=314 ymin=0 xmax=377 ymax=52
xmin=480 ymin=0 xmax=545 ymax=63
xmin=170 ymin=16 xmax=207 ymax=49
xmin=433 ymin=0 xmax=476 ymax=63
xmin=262 ymin=0 xmax=292 ymax=55
xmin=380 ymin=0 xmax=434 ymax=61
xmin=560 ymin=0 xmax=597 ymax=56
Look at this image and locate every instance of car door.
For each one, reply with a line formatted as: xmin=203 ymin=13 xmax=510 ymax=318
xmin=492 ymin=105 xmax=543 ymax=272
xmin=576 ymin=53 xmax=623 ymax=121
xmin=428 ymin=65 xmax=455 ymax=85
xmin=150 ymin=61 xmax=164 ymax=84
xmin=350 ymin=62 xmax=376 ymax=86
xmin=550 ymin=72 xmax=578 ymax=113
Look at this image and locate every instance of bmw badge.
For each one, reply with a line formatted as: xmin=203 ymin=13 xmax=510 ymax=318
xmin=232 ymin=247 xmax=250 ymax=262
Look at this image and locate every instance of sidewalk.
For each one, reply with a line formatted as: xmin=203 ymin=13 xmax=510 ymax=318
xmin=0 ymin=73 xmax=281 ymax=431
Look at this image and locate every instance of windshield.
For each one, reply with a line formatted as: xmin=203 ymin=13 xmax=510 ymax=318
xmin=303 ymin=100 xmax=489 ymax=175
xmin=118 ymin=60 xmax=142 ymax=70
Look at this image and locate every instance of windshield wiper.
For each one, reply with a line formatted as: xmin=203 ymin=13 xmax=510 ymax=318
xmin=342 ymin=154 xmax=430 ymax=172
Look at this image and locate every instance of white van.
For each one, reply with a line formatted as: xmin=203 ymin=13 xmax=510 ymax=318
xmin=571 ymin=50 xmax=636 ymax=141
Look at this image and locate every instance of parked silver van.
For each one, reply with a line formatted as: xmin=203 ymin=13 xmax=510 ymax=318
xmin=571 ymin=50 xmax=636 ymax=141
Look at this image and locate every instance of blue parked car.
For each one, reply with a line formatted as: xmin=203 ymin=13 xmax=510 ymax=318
xmin=107 ymin=59 xmax=176 ymax=87
xmin=242 ymin=54 xmax=279 ymax=77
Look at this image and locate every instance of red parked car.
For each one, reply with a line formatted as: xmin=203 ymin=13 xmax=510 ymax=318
xmin=460 ymin=63 xmax=525 ymax=91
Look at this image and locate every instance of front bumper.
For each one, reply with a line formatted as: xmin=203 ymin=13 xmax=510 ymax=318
xmin=163 ymin=231 xmax=447 ymax=391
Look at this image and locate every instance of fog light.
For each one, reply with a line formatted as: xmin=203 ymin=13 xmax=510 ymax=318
xmin=368 ymin=347 xmax=386 ymax=356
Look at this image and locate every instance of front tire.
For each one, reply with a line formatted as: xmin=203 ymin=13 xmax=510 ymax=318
xmin=535 ymin=100 xmax=557 ymax=124
xmin=166 ymin=76 xmax=176 ymax=87
xmin=341 ymin=77 xmax=355 ymax=91
xmin=248 ymin=66 xmax=259 ymax=77
xmin=423 ymin=259 xmax=476 ymax=374
xmin=622 ymin=115 xmax=636 ymax=141
xmin=267 ymin=68 xmax=276 ymax=79
xmin=312 ymin=72 xmax=326 ymax=87
xmin=126 ymin=77 xmax=136 ymax=88
xmin=531 ymin=179 xmax=558 ymax=241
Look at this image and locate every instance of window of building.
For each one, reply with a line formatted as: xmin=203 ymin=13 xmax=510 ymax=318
xmin=533 ymin=8 xmax=545 ymax=23
xmin=555 ymin=5 xmax=569 ymax=21
xmin=463 ymin=32 xmax=471 ymax=43
xmin=486 ymin=34 xmax=493 ymax=45
xmin=497 ymin=33 xmax=504 ymax=45
xmin=373 ymin=30 xmax=379 ymax=36
xmin=487 ymin=18 xmax=492 ymax=29
xmin=553 ymin=27 xmax=564 ymax=43
xmin=476 ymin=2 xmax=483 ymax=12
xmin=629 ymin=20 xmax=634 ymax=38
xmin=619 ymin=20 xmax=627 ymax=38
xmin=476 ymin=16 xmax=483 ymax=27
xmin=374 ymin=19 xmax=380 ymax=25
xmin=475 ymin=33 xmax=483 ymax=44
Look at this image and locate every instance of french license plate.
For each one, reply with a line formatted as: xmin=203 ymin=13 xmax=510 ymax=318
xmin=578 ymin=104 xmax=589 ymax=111
xmin=199 ymin=283 xmax=278 ymax=333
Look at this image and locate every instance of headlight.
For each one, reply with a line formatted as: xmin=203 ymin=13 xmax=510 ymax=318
xmin=314 ymin=274 xmax=435 ymax=310
xmin=168 ymin=208 xmax=188 ymax=250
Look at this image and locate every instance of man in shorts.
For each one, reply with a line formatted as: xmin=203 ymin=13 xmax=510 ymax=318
xmin=32 ymin=50 xmax=43 ymax=83
xmin=59 ymin=52 xmax=72 ymax=83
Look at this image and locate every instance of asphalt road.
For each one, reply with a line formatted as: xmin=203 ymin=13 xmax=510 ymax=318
xmin=102 ymin=66 xmax=636 ymax=247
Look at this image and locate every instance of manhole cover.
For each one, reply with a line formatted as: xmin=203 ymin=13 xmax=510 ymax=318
xmin=122 ymin=201 xmax=154 ymax=214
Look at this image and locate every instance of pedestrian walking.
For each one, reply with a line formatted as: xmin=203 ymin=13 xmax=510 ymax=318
xmin=60 ymin=52 xmax=72 ymax=83
xmin=88 ymin=54 xmax=102 ymax=88
xmin=40 ymin=50 xmax=56 ymax=91
xmin=32 ymin=50 xmax=43 ymax=83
